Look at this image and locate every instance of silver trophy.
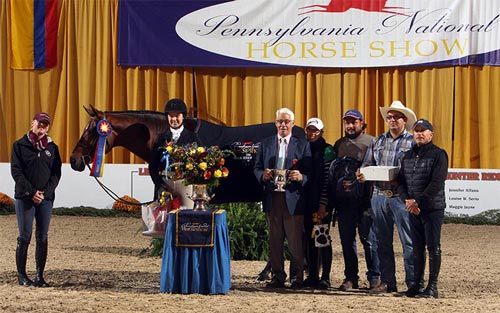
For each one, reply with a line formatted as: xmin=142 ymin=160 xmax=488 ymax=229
xmin=273 ymin=169 xmax=289 ymax=192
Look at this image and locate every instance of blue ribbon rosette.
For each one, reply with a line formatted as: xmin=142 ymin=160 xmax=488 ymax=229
xmin=90 ymin=119 xmax=113 ymax=177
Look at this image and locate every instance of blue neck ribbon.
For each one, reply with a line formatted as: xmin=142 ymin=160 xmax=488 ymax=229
xmin=161 ymin=150 xmax=170 ymax=180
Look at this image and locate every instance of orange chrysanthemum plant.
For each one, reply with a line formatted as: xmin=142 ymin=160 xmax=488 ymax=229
xmin=0 ymin=192 xmax=15 ymax=214
xmin=112 ymin=195 xmax=141 ymax=212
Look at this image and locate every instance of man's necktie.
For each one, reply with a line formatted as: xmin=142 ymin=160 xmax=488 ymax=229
xmin=277 ymin=138 xmax=286 ymax=169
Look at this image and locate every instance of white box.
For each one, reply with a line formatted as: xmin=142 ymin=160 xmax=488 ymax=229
xmin=360 ymin=166 xmax=399 ymax=181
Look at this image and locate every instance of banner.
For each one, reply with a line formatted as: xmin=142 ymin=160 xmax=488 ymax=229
xmin=10 ymin=0 xmax=58 ymax=70
xmin=176 ymin=209 xmax=215 ymax=247
xmin=118 ymin=0 xmax=500 ymax=68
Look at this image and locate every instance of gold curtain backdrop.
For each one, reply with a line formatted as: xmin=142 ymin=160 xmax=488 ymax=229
xmin=1 ymin=0 xmax=499 ymax=168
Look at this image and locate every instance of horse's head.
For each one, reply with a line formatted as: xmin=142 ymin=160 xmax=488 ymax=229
xmin=70 ymin=105 xmax=114 ymax=171
xmin=71 ymin=106 xmax=167 ymax=172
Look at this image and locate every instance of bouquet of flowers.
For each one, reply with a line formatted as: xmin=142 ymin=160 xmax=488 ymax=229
xmin=164 ymin=142 xmax=233 ymax=189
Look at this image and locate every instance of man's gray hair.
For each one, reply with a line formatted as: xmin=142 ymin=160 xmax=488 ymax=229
xmin=275 ymin=107 xmax=295 ymax=120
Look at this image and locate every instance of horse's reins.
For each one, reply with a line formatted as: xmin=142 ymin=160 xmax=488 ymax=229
xmin=81 ymin=157 xmax=154 ymax=206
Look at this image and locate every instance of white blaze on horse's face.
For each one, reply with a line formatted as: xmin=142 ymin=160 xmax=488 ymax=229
xmin=167 ymin=112 xmax=184 ymax=129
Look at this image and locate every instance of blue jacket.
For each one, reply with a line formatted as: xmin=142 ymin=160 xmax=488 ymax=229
xmin=254 ymin=135 xmax=312 ymax=215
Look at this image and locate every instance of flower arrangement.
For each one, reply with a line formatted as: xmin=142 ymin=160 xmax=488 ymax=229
xmin=164 ymin=142 xmax=233 ymax=189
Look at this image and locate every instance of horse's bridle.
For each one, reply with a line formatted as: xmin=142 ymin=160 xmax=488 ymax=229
xmin=78 ymin=118 xmax=153 ymax=206
xmin=77 ymin=118 xmax=114 ymax=168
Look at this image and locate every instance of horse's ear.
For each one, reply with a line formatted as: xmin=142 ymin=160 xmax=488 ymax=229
xmin=89 ymin=104 xmax=104 ymax=118
xmin=83 ymin=105 xmax=93 ymax=116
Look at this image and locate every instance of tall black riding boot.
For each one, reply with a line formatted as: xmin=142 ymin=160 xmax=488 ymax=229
xmin=16 ymin=237 xmax=34 ymax=286
xmin=417 ymin=246 xmax=441 ymax=298
xmin=34 ymin=239 xmax=49 ymax=287
xmin=406 ymin=247 xmax=425 ymax=297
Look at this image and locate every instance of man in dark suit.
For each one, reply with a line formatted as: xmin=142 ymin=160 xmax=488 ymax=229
xmin=254 ymin=108 xmax=312 ymax=289
xmin=149 ymin=98 xmax=201 ymax=199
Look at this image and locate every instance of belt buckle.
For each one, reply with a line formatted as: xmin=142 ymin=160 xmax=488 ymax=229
xmin=383 ymin=190 xmax=394 ymax=197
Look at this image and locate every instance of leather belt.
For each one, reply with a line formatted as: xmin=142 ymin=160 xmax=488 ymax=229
xmin=374 ymin=189 xmax=399 ymax=198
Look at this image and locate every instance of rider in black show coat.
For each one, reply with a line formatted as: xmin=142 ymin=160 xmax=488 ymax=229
xmin=148 ymin=98 xmax=201 ymax=199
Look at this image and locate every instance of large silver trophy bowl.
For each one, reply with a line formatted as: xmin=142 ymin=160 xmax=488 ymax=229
xmin=273 ymin=169 xmax=289 ymax=192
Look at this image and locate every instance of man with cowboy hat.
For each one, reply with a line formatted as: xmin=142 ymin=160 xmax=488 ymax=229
xmin=358 ymin=100 xmax=416 ymax=294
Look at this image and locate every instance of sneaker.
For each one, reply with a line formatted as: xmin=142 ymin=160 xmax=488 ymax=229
xmin=266 ymin=278 xmax=285 ymax=288
xmin=405 ymin=284 xmax=424 ymax=297
xmin=416 ymin=286 xmax=439 ymax=298
xmin=303 ymin=277 xmax=319 ymax=288
xmin=339 ymin=280 xmax=359 ymax=291
xmin=290 ymin=280 xmax=303 ymax=290
xmin=369 ymin=282 xmax=397 ymax=294
xmin=255 ymin=271 xmax=271 ymax=282
xmin=317 ymin=279 xmax=331 ymax=290
xmin=369 ymin=278 xmax=381 ymax=290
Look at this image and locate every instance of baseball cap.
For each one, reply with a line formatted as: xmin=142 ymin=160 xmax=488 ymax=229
xmin=343 ymin=109 xmax=363 ymax=120
xmin=413 ymin=119 xmax=433 ymax=131
xmin=305 ymin=118 xmax=324 ymax=131
xmin=33 ymin=112 xmax=50 ymax=124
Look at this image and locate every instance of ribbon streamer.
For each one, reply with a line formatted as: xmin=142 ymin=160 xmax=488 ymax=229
xmin=161 ymin=149 xmax=170 ymax=180
xmin=90 ymin=120 xmax=113 ymax=177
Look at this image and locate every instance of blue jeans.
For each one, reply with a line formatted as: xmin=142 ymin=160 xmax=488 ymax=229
xmin=15 ymin=198 xmax=53 ymax=243
xmin=337 ymin=207 xmax=380 ymax=283
xmin=371 ymin=194 xmax=414 ymax=289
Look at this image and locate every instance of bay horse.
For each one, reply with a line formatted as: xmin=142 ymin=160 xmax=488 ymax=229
xmin=70 ymin=105 xmax=304 ymax=203
xmin=70 ymin=105 xmax=166 ymax=172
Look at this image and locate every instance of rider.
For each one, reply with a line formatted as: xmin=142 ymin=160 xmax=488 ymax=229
xmin=148 ymin=98 xmax=201 ymax=199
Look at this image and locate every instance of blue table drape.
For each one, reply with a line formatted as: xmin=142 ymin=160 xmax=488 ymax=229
xmin=160 ymin=210 xmax=231 ymax=294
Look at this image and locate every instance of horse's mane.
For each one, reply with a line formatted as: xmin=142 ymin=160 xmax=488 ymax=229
xmin=103 ymin=110 xmax=164 ymax=116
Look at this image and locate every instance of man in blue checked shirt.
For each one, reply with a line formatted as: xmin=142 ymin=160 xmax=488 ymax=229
xmin=358 ymin=100 xmax=416 ymax=294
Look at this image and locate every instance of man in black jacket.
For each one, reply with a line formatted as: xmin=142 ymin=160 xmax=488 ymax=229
xmin=398 ymin=119 xmax=448 ymax=298
xmin=149 ymin=98 xmax=201 ymax=199
xmin=11 ymin=112 xmax=62 ymax=287
xmin=332 ymin=110 xmax=380 ymax=291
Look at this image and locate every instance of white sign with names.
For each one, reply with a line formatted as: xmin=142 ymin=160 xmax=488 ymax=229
xmin=445 ymin=168 xmax=500 ymax=216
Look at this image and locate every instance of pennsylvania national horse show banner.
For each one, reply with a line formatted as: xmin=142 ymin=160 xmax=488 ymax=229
xmin=118 ymin=0 xmax=500 ymax=68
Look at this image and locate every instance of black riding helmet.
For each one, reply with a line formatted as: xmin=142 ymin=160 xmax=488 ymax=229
xmin=164 ymin=98 xmax=187 ymax=116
